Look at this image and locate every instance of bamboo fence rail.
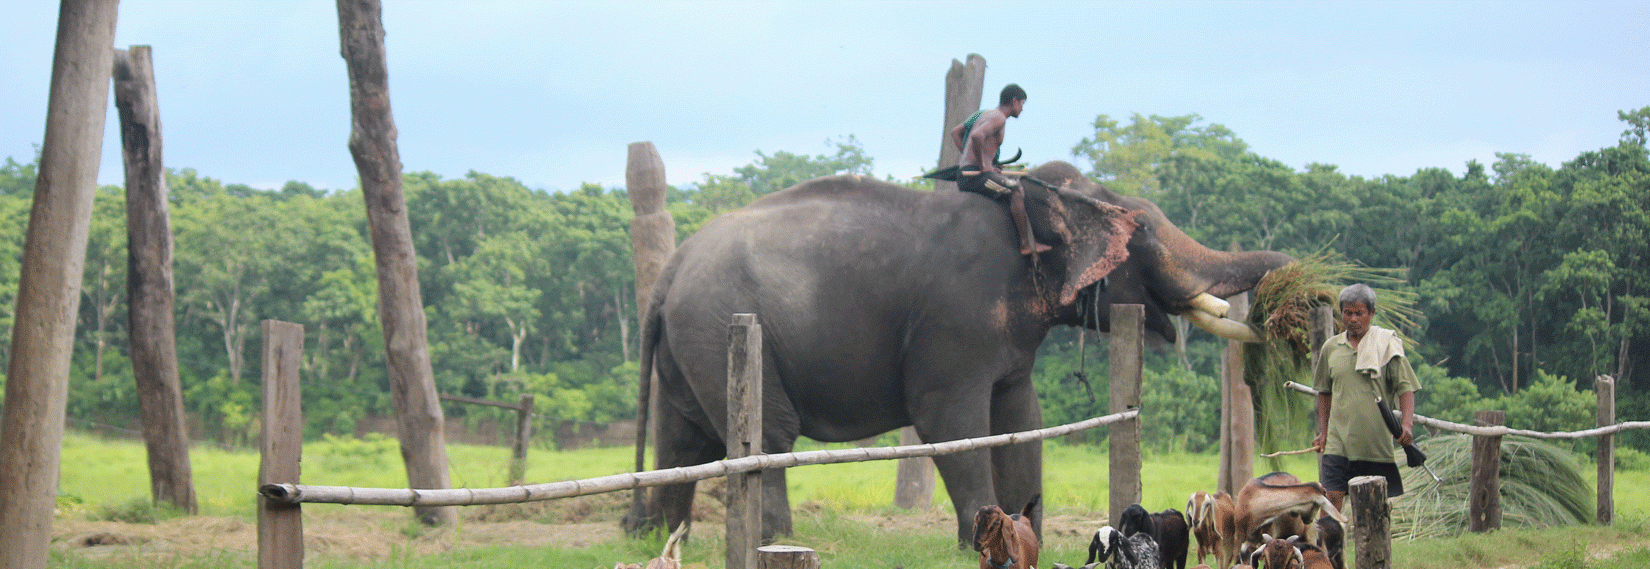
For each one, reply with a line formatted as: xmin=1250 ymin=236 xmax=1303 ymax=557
xmin=260 ymin=408 xmax=1138 ymax=507
xmin=1281 ymin=381 xmax=1650 ymax=439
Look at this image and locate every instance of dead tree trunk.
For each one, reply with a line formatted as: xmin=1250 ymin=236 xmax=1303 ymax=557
xmin=0 ymin=1 xmax=119 ymax=566
xmin=896 ymin=54 xmax=987 ymax=508
xmin=934 ymin=54 xmax=986 ymax=193
xmin=113 ymin=44 xmax=197 ymax=515
xmin=626 ymin=141 xmax=675 ymax=517
xmin=336 ymin=0 xmax=455 ymax=526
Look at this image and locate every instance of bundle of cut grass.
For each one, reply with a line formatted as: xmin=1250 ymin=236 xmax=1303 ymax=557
xmin=1240 ymin=253 xmax=1417 ymax=469
xmin=1392 ymin=435 xmax=1593 ymax=540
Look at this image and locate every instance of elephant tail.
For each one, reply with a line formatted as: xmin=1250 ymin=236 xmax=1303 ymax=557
xmin=631 ymin=265 xmax=673 ymax=475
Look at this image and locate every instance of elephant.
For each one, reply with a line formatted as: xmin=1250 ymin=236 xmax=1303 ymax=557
xmin=621 ymin=160 xmax=1292 ymax=546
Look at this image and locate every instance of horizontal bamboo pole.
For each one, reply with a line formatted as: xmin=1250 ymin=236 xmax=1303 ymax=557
xmin=1282 ymin=381 xmax=1649 ymax=439
xmin=260 ymin=409 xmax=1138 ymax=507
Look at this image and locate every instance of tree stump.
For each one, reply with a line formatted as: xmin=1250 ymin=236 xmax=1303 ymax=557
xmin=757 ymin=545 xmax=820 ymax=569
xmin=1349 ymin=475 xmax=1390 ymax=569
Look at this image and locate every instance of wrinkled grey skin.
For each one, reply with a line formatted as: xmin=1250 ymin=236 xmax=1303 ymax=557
xmin=622 ymin=161 xmax=1292 ymax=546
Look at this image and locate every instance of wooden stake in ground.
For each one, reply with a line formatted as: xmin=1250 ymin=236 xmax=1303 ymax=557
xmin=1469 ymin=410 xmax=1504 ymax=533
xmin=1597 ymin=375 xmax=1614 ymax=526
xmin=258 ymin=321 xmax=305 ymax=569
xmin=336 ymin=0 xmax=456 ymax=526
xmin=0 ymin=2 xmax=118 ymax=567
xmin=1109 ymin=304 xmax=1144 ymax=525
xmin=726 ymin=314 xmax=764 ymax=569
xmin=113 ymin=44 xmax=197 ymax=516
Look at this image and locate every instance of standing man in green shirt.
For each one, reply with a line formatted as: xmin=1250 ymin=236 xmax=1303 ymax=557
xmin=1311 ymin=283 xmax=1421 ymax=510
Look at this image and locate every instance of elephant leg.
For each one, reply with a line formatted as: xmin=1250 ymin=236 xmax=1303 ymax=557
xmin=653 ymin=396 xmax=725 ymax=540
xmin=910 ymin=396 xmax=995 ymax=548
xmin=990 ymin=374 xmax=1045 ymax=538
xmin=759 ymin=349 xmax=801 ymax=541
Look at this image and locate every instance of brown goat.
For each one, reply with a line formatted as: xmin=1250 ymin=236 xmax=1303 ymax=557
xmin=1287 ymin=536 xmax=1335 ymax=569
xmin=973 ymin=495 xmax=1040 ymax=569
xmin=1249 ymin=534 xmax=1303 ymax=569
xmin=614 ymin=522 xmax=687 ymax=569
xmin=1234 ymin=472 xmax=1345 ymax=553
xmin=1186 ymin=490 xmax=1237 ymax=569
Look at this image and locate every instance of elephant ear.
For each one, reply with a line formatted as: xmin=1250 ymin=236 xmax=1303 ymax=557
xmin=1053 ymin=187 xmax=1137 ymax=306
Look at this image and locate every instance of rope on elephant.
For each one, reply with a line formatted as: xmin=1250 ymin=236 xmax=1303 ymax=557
xmin=1281 ymin=381 xmax=1650 ymax=439
xmin=260 ymin=408 xmax=1141 ymax=507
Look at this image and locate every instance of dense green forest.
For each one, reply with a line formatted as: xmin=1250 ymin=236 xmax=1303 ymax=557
xmin=0 ymin=108 xmax=1645 ymax=454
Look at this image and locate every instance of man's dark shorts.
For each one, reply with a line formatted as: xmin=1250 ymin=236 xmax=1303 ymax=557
xmin=1320 ymin=454 xmax=1404 ymax=497
xmin=957 ymin=170 xmax=1017 ymax=200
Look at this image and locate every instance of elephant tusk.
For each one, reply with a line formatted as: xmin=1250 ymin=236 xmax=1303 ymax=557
xmin=1188 ymin=293 xmax=1230 ymax=318
xmin=1184 ymin=308 xmax=1264 ymax=343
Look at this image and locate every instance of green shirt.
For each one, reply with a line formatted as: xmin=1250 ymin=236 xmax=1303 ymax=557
xmin=1312 ymin=328 xmax=1422 ymax=463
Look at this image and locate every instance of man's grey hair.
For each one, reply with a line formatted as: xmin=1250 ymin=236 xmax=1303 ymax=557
xmin=1338 ymin=283 xmax=1378 ymax=313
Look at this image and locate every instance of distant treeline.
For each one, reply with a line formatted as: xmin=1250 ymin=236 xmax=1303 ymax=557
xmin=0 ymin=109 xmax=1644 ymax=454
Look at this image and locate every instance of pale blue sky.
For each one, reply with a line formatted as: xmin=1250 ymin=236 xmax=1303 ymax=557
xmin=3 ymin=0 xmax=1646 ymax=193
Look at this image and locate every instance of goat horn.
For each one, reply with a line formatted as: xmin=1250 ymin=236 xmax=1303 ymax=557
xmin=1294 ymin=546 xmax=1305 ymax=566
xmin=1184 ymin=307 xmax=1265 ymax=343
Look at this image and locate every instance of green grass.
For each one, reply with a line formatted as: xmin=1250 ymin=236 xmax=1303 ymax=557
xmin=50 ymin=431 xmax=1650 ymax=568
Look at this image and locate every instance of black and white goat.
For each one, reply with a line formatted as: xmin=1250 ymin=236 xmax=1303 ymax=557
xmin=1085 ymin=525 xmax=1161 ymax=569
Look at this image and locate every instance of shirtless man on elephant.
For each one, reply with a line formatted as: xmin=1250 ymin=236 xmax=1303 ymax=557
xmin=948 ymin=83 xmax=1055 ymax=255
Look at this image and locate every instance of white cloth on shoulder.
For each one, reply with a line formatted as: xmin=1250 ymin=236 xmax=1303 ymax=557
xmin=1354 ymin=326 xmax=1404 ymax=379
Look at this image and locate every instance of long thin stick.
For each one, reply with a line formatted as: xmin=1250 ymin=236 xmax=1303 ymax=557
xmin=1260 ymin=447 xmax=1318 ymax=458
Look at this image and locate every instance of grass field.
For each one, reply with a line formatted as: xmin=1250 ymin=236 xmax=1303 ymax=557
xmin=49 ymin=432 xmax=1650 ymax=568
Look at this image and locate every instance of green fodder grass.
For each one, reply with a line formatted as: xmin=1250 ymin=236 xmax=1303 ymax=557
xmin=1242 ymin=253 xmax=1417 ymax=463
xmin=1394 ymin=435 xmax=1595 ymax=540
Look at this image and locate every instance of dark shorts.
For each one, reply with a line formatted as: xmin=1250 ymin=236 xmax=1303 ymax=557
xmin=957 ymin=170 xmax=1016 ymax=200
xmin=1319 ymin=454 xmax=1404 ymax=497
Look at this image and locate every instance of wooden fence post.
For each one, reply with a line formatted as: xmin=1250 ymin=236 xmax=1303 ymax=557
xmin=1469 ymin=410 xmax=1504 ymax=532
xmin=337 ymin=0 xmax=456 ymax=527
xmin=758 ymin=545 xmax=820 ymax=569
xmin=1219 ymin=291 xmax=1255 ymax=495
xmin=727 ymin=314 xmax=764 ymax=569
xmin=509 ymin=394 xmax=534 ymax=485
xmin=1350 ymin=475 xmax=1390 ymax=569
xmin=1109 ymin=304 xmax=1144 ymax=524
xmin=1596 ymin=375 xmax=1615 ymax=526
xmin=113 ymin=44 xmax=198 ymax=516
xmin=0 ymin=1 xmax=119 ymax=566
xmin=258 ymin=321 xmax=305 ymax=569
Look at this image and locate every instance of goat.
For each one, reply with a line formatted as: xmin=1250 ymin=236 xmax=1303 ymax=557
xmin=1186 ymin=491 xmax=1237 ymax=569
xmin=1286 ymin=536 xmax=1335 ymax=569
xmin=1151 ymin=508 xmax=1190 ymax=569
xmin=1234 ymin=472 xmax=1345 ymax=554
xmin=1249 ymin=534 xmax=1303 ymax=569
xmin=1313 ymin=515 xmax=1344 ymax=569
xmin=614 ymin=522 xmax=687 ymax=569
xmin=973 ymin=495 xmax=1041 ymax=569
xmin=1088 ymin=525 xmax=1161 ymax=569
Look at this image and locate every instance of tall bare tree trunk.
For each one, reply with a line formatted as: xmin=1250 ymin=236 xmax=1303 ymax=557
xmin=934 ymin=54 xmax=986 ymax=193
xmin=626 ymin=141 xmax=674 ymax=518
xmin=336 ymin=0 xmax=455 ymax=526
xmin=896 ymin=55 xmax=987 ymax=509
xmin=0 ymin=1 xmax=118 ymax=566
xmin=114 ymin=44 xmax=196 ymax=515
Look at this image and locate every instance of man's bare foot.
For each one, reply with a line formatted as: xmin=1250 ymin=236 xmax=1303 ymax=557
xmin=1021 ymin=243 xmax=1054 ymax=255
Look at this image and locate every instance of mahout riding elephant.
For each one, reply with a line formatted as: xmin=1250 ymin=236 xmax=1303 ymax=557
xmin=621 ymin=160 xmax=1291 ymax=546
